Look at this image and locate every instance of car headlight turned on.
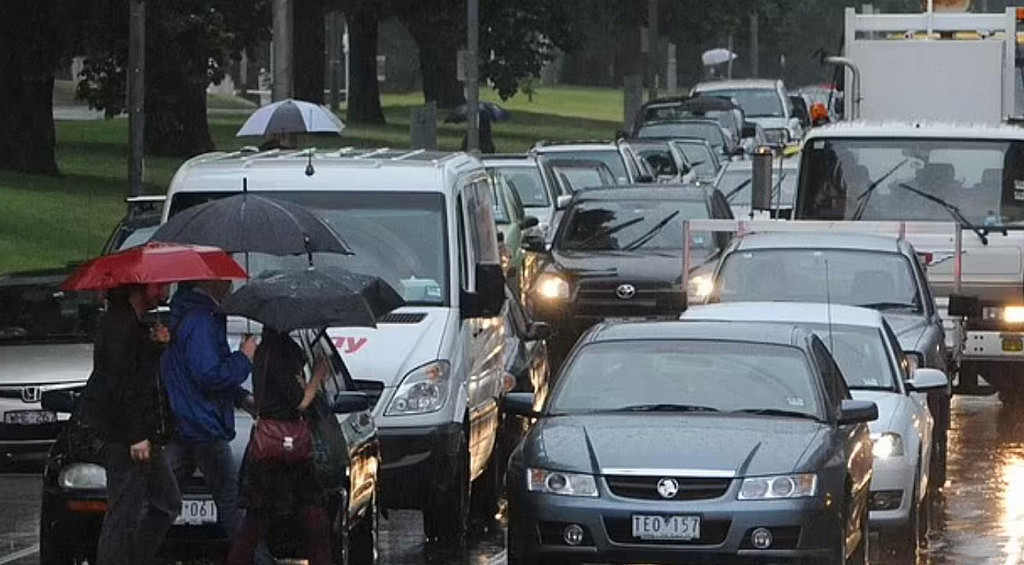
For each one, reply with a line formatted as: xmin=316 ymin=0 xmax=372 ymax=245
xmin=527 ymin=468 xmax=599 ymax=497
xmin=872 ymin=432 xmax=905 ymax=459
xmin=535 ymin=273 xmax=570 ymax=300
xmin=688 ymin=274 xmax=714 ymax=300
xmin=738 ymin=474 xmax=817 ymax=500
xmin=386 ymin=360 xmax=451 ymax=416
xmin=58 ymin=463 xmax=107 ymax=490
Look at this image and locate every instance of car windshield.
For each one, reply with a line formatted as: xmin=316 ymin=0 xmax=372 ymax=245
xmin=558 ymin=198 xmax=710 ymax=251
xmin=672 ymin=141 xmax=719 ymax=178
xmin=644 ymin=107 xmax=739 ymax=136
xmin=553 ymin=165 xmax=615 ymax=192
xmin=797 ymin=137 xmax=1024 ymax=226
xmin=637 ymin=122 xmax=726 ymax=153
xmin=489 ymin=165 xmax=550 ymax=207
xmin=803 ymin=323 xmax=897 ymax=391
xmin=541 ymin=150 xmax=629 ymax=184
xmin=550 ymin=340 xmax=822 ymax=419
xmin=718 ymin=166 xmax=797 ymax=207
xmin=0 ymin=277 xmax=102 ymax=344
xmin=700 ymin=88 xmax=784 ymax=118
xmin=714 ymin=249 xmax=922 ymax=313
xmin=169 ymin=191 xmax=449 ymax=306
xmin=632 ymin=142 xmax=680 ymax=177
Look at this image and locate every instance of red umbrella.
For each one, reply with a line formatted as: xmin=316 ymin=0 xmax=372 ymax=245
xmin=61 ymin=242 xmax=248 ymax=291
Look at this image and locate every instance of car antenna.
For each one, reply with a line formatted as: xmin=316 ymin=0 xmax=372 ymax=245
xmin=824 ymin=257 xmax=835 ymax=353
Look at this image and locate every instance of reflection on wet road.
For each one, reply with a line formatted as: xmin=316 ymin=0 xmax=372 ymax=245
xmin=5 ymin=394 xmax=1024 ymax=564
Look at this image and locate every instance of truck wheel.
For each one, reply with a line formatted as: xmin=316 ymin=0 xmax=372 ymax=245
xmin=423 ymin=431 xmax=469 ymax=549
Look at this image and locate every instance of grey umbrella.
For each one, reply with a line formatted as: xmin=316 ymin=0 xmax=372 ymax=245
xmin=236 ymin=99 xmax=346 ymax=137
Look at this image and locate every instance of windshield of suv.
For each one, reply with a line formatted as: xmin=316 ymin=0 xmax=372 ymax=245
xmin=558 ymin=198 xmax=710 ymax=251
xmin=637 ymin=122 xmax=727 ymax=154
xmin=551 ymin=340 xmax=822 ymax=419
xmin=169 ymin=191 xmax=449 ymax=306
xmin=713 ymin=248 xmax=922 ymax=313
xmin=539 ymin=150 xmax=629 ymax=184
xmin=718 ymin=166 xmax=798 ymax=207
xmin=699 ymin=88 xmax=784 ymax=118
xmin=797 ymin=137 xmax=1024 ymax=226
xmin=0 ymin=277 xmax=101 ymax=344
xmin=488 ymin=165 xmax=550 ymax=207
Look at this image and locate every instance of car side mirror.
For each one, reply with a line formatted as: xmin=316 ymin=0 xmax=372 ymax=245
xmin=521 ymin=234 xmax=548 ymax=254
xmin=838 ymin=399 xmax=878 ymax=425
xmin=948 ymin=294 xmax=980 ymax=317
xmin=502 ymin=392 xmax=539 ymax=418
xmin=520 ymin=216 xmax=540 ymax=230
xmin=462 ymin=263 xmax=506 ymax=318
xmin=332 ymin=391 xmax=370 ymax=414
xmin=556 ymin=195 xmax=573 ymax=210
xmin=41 ymin=389 xmax=80 ymax=414
xmin=906 ymin=368 xmax=949 ymax=393
xmin=524 ymin=321 xmax=552 ymax=342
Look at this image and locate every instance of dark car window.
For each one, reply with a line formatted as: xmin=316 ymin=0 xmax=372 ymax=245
xmin=558 ymin=198 xmax=711 ymax=251
xmin=541 ymin=150 xmax=629 ymax=184
xmin=804 ymin=324 xmax=898 ymax=391
xmin=637 ymin=122 xmax=727 ymax=154
xmin=810 ymin=336 xmax=850 ymax=410
xmin=714 ymin=248 xmax=922 ymax=313
xmin=551 ymin=340 xmax=823 ymax=419
xmin=699 ymin=88 xmax=784 ymax=118
xmin=489 ymin=165 xmax=550 ymax=207
xmin=0 ymin=280 xmax=102 ymax=345
xmin=881 ymin=320 xmax=912 ymax=383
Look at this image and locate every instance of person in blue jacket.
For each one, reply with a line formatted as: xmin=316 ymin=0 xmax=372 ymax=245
xmin=161 ymin=280 xmax=257 ymax=539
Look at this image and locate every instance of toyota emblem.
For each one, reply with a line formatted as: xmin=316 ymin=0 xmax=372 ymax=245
xmin=615 ymin=284 xmax=637 ymax=300
xmin=657 ymin=478 xmax=680 ymax=499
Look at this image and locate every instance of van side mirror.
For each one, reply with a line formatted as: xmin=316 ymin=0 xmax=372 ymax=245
xmin=520 ymin=216 xmax=540 ymax=230
xmin=838 ymin=399 xmax=878 ymax=425
xmin=948 ymin=294 xmax=980 ymax=317
xmin=524 ymin=322 xmax=552 ymax=342
xmin=41 ymin=389 xmax=80 ymax=414
xmin=522 ymin=234 xmax=548 ymax=253
xmin=462 ymin=263 xmax=506 ymax=318
xmin=332 ymin=392 xmax=370 ymax=414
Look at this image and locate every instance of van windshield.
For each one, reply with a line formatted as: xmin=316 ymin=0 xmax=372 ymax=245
xmin=169 ymin=191 xmax=449 ymax=306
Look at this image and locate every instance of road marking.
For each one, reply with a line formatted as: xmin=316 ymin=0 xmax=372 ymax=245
xmin=487 ymin=549 xmax=507 ymax=565
xmin=0 ymin=544 xmax=39 ymax=565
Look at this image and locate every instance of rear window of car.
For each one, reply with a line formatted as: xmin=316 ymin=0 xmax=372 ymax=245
xmin=489 ymin=166 xmax=550 ymax=207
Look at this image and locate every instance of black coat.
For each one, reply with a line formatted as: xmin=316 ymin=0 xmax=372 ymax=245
xmin=79 ymin=298 xmax=173 ymax=445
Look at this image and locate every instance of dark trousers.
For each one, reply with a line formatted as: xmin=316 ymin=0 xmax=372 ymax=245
xmin=226 ymin=506 xmax=332 ymax=565
xmin=96 ymin=442 xmax=182 ymax=565
xmin=167 ymin=440 xmax=243 ymax=537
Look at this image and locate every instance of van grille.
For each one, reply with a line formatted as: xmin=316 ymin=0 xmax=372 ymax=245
xmin=378 ymin=313 xmax=427 ymax=324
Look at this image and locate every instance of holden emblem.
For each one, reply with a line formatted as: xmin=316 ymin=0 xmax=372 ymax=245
xmin=657 ymin=478 xmax=680 ymax=499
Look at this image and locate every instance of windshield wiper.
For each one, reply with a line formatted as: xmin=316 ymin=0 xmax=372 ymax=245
xmin=612 ymin=404 xmax=721 ymax=413
xmin=852 ymin=158 xmax=909 ymax=221
xmin=574 ymin=216 xmax=647 ymax=249
xmin=622 ymin=211 xmax=681 ymax=251
xmin=895 ymin=183 xmax=988 ymax=245
xmin=732 ymin=408 xmax=822 ymax=421
xmin=725 ymin=178 xmax=752 ymax=203
xmin=856 ymin=301 xmax=918 ymax=312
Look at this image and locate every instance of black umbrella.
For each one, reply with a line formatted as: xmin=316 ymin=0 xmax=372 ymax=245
xmin=445 ymin=101 xmax=511 ymax=123
xmin=683 ymin=96 xmax=740 ymax=113
xmin=220 ymin=267 xmax=405 ymax=332
xmin=150 ymin=187 xmax=352 ymax=262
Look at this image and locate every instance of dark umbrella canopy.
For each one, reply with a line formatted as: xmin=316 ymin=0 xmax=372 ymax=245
xmin=151 ymin=191 xmax=352 ymax=258
xmin=445 ymin=101 xmax=511 ymax=123
xmin=683 ymin=96 xmax=740 ymax=112
xmin=220 ymin=268 xmax=405 ymax=332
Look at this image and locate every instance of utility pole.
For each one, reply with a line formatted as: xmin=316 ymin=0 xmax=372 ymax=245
xmin=647 ymin=0 xmax=659 ymax=101
xmin=327 ymin=12 xmax=341 ymax=112
xmin=466 ymin=0 xmax=480 ymax=153
xmin=128 ymin=0 xmax=145 ymax=197
xmin=750 ymin=13 xmax=760 ymax=78
xmin=727 ymin=33 xmax=735 ymax=79
xmin=272 ymin=0 xmax=293 ymax=101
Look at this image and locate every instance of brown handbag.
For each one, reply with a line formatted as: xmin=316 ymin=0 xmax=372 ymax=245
xmin=249 ymin=417 xmax=312 ymax=465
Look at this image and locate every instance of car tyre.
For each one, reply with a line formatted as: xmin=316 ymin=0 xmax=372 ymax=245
xmin=39 ymin=514 xmax=76 ymax=565
xmin=348 ymin=495 xmax=378 ymax=565
xmin=890 ymin=476 xmax=920 ymax=563
xmin=423 ymin=430 xmax=469 ymax=550
xmin=506 ymin=503 xmax=559 ymax=565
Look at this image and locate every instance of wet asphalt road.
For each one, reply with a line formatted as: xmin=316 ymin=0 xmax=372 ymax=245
xmin=2 ymin=394 xmax=1024 ymax=565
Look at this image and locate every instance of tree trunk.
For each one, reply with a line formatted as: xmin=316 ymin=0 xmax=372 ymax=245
xmin=0 ymin=1 xmax=59 ymax=175
xmin=417 ymin=39 xmax=465 ymax=108
xmin=345 ymin=1 xmax=385 ymax=124
xmin=293 ymin=0 xmax=326 ymax=103
xmin=144 ymin=65 xmax=214 ymax=157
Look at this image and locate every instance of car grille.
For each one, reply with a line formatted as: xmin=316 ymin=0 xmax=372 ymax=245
xmin=573 ymin=280 xmax=684 ymax=318
xmin=603 ymin=517 xmax=731 ymax=545
xmin=605 ymin=476 xmax=732 ymax=501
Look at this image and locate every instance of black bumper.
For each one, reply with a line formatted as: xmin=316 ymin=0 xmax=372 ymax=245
xmin=377 ymin=422 xmax=464 ymax=510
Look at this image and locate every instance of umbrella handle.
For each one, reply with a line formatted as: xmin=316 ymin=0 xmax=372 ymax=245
xmin=305 ymin=236 xmax=314 ymax=267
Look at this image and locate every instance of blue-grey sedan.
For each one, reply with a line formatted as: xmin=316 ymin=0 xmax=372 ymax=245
xmin=503 ymin=320 xmax=877 ymax=565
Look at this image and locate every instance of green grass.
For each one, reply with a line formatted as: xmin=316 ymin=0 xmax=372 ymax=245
xmin=0 ymin=85 xmax=622 ymax=274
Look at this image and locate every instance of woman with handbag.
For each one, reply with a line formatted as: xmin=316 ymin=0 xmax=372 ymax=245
xmin=227 ymin=329 xmax=331 ymax=565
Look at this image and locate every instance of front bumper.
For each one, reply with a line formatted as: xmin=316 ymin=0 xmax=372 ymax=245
xmin=868 ymin=456 xmax=916 ymax=531
xmin=376 ymin=422 xmax=463 ymax=510
xmin=510 ymin=489 xmax=838 ymax=563
xmin=962 ymin=330 xmax=1024 ymax=361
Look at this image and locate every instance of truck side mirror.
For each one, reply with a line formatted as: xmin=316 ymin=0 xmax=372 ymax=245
xmin=462 ymin=263 xmax=506 ymax=318
xmin=948 ymin=294 xmax=980 ymax=317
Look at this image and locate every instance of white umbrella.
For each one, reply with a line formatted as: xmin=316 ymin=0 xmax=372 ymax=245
xmin=235 ymin=99 xmax=345 ymax=137
xmin=702 ymin=48 xmax=738 ymax=67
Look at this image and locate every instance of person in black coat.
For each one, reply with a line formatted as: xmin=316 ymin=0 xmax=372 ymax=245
xmin=78 ymin=284 xmax=181 ymax=565
xmin=228 ymin=329 xmax=330 ymax=565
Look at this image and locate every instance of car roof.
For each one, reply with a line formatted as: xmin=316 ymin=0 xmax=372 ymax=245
xmin=585 ymin=320 xmax=812 ymax=349
xmin=482 ymin=155 xmax=537 ymax=167
xmin=532 ymin=141 xmax=619 ymax=152
xmin=640 ymin=118 xmax=721 ymax=127
xmin=683 ymin=302 xmax=885 ymax=329
xmin=805 ymin=121 xmax=1024 ymax=141
xmin=733 ymin=232 xmax=903 ymax=254
xmin=572 ymin=185 xmax=709 ymax=203
xmin=694 ymin=79 xmax=782 ymax=91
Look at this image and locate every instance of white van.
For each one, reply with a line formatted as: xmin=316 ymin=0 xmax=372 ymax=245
xmin=164 ymin=147 xmax=509 ymax=543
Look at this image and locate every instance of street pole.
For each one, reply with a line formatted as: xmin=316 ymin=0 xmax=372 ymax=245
xmin=727 ymin=33 xmax=735 ymax=79
xmin=750 ymin=13 xmax=759 ymax=78
xmin=647 ymin=0 xmax=659 ymax=101
xmin=272 ymin=0 xmax=293 ymax=101
xmin=128 ymin=0 xmax=145 ymax=198
xmin=327 ymin=12 xmax=341 ymax=112
xmin=466 ymin=0 xmax=480 ymax=153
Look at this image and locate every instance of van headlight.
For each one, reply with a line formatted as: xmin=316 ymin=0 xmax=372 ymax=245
xmin=688 ymin=274 xmax=714 ymax=300
xmin=535 ymin=274 xmax=570 ymax=301
xmin=386 ymin=361 xmax=451 ymax=416
xmin=872 ymin=432 xmax=905 ymax=459
xmin=738 ymin=473 xmax=817 ymax=500
xmin=58 ymin=463 xmax=107 ymax=490
xmin=527 ymin=468 xmax=599 ymax=497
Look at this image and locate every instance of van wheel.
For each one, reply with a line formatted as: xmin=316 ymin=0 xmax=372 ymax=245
xmin=348 ymin=495 xmax=377 ymax=565
xmin=423 ymin=431 xmax=469 ymax=549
